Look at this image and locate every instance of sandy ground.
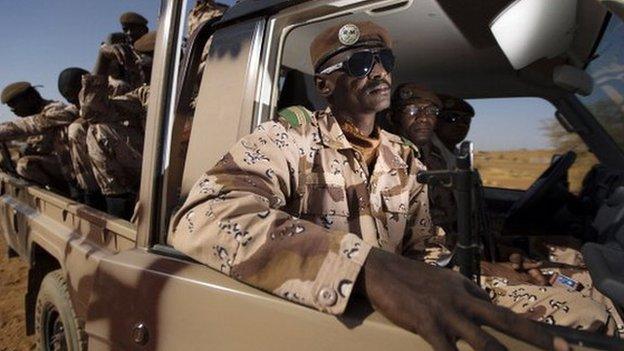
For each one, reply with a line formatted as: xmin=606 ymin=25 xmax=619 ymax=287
xmin=0 ymin=236 xmax=35 ymax=351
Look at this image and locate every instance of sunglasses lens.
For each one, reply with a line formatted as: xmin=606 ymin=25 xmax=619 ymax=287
xmin=346 ymin=51 xmax=374 ymax=78
xmin=379 ymin=49 xmax=395 ymax=73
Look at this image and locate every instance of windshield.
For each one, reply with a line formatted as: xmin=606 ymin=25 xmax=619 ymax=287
xmin=577 ymin=14 xmax=624 ymax=150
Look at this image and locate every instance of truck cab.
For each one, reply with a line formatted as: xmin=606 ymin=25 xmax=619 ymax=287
xmin=2 ymin=0 xmax=624 ymax=349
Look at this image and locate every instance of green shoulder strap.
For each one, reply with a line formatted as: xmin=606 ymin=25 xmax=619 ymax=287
xmin=277 ymin=105 xmax=312 ymax=128
xmin=401 ymin=136 xmax=421 ymax=158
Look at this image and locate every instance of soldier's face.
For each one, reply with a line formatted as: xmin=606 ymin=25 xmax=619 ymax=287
xmin=7 ymin=93 xmax=39 ymax=117
xmin=435 ymin=111 xmax=472 ymax=146
xmin=317 ymin=46 xmax=392 ymax=115
xmin=396 ymin=101 xmax=438 ymax=147
xmin=123 ymin=24 xmax=148 ymax=43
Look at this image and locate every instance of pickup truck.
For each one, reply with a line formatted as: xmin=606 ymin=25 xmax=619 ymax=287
xmin=2 ymin=0 xmax=624 ymax=350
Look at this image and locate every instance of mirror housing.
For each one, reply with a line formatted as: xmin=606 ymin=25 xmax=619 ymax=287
xmin=553 ymin=65 xmax=594 ymax=96
xmin=490 ymin=0 xmax=577 ymax=70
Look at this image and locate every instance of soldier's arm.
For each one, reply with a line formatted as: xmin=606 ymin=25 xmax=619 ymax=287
xmin=169 ymin=121 xmax=371 ymax=315
xmin=401 ymin=158 xmax=451 ymax=263
xmin=79 ymin=75 xmax=147 ymax=123
xmin=0 ymin=103 xmax=75 ymax=142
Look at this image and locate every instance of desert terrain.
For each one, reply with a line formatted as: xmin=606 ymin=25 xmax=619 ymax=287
xmin=0 ymin=235 xmax=35 ymax=350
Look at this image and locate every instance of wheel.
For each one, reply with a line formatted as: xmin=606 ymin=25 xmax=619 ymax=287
xmin=35 ymin=269 xmax=86 ymax=351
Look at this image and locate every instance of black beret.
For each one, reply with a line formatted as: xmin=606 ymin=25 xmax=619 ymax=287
xmin=120 ymin=12 xmax=148 ymax=26
xmin=58 ymin=68 xmax=89 ymax=100
xmin=1 ymin=81 xmax=32 ymax=104
xmin=439 ymin=95 xmax=475 ymax=116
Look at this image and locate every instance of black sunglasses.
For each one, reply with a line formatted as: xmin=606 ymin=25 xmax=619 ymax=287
xmin=318 ymin=49 xmax=395 ymax=78
xmin=439 ymin=111 xmax=473 ymax=123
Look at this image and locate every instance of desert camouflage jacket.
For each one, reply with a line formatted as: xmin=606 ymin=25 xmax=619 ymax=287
xmin=169 ymin=106 xmax=438 ymax=315
xmin=80 ymin=75 xmax=150 ymax=124
xmin=0 ymin=101 xmax=76 ymax=142
xmin=0 ymin=101 xmax=77 ymax=181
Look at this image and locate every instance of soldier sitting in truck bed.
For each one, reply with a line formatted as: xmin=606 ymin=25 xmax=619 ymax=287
xmin=79 ymin=31 xmax=155 ymax=219
xmin=169 ymin=21 xmax=574 ymax=351
xmin=387 ymin=84 xmax=623 ymax=337
xmin=0 ymin=81 xmax=78 ymax=194
xmin=58 ymin=67 xmax=105 ymax=208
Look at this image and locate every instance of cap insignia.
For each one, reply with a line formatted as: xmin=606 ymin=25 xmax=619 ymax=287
xmin=338 ymin=24 xmax=360 ymax=46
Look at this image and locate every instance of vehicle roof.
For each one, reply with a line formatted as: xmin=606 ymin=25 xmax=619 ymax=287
xmin=221 ymin=0 xmax=307 ymax=23
xmin=280 ymin=0 xmax=607 ymax=100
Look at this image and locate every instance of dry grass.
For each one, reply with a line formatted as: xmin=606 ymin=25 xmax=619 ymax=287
xmin=474 ymin=149 xmax=598 ymax=194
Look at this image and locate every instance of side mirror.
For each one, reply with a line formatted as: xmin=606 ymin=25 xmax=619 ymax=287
xmin=553 ymin=65 xmax=594 ymax=96
xmin=490 ymin=0 xmax=578 ymax=70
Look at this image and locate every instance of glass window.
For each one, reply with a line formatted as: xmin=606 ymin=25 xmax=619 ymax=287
xmin=577 ymin=15 xmax=624 ymax=150
xmin=468 ymin=98 xmax=598 ymax=193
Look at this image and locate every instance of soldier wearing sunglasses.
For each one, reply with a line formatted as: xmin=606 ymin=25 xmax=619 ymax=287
xmin=432 ymin=95 xmax=475 ymax=169
xmin=171 ymin=21 xmax=570 ymax=351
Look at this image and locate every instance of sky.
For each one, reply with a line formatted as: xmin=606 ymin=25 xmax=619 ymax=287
xmin=0 ymin=0 xmax=556 ymax=152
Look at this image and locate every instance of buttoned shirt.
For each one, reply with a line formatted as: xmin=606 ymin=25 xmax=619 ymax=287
xmin=169 ymin=106 xmax=437 ymax=315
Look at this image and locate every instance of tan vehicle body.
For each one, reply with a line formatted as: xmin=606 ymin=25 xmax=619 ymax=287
xmin=1 ymin=0 xmax=623 ymax=349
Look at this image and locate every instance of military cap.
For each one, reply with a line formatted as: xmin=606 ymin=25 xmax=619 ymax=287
xmin=392 ymin=83 xmax=442 ymax=109
xmin=134 ymin=31 xmax=157 ymax=53
xmin=120 ymin=12 xmax=148 ymax=26
xmin=1 ymin=81 xmax=32 ymax=104
xmin=310 ymin=21 xmax=392 ymax=70
xmin=438 ymin=94 xmax=475 ymax=116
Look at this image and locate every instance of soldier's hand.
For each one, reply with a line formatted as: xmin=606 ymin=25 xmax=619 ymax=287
xmin=508 ymin=253 xmax=548 ymax=286
xmin=99 ymin=43 xmax=130 ymax=66
xmin=361 ymin=248 xmax=568 ymax=351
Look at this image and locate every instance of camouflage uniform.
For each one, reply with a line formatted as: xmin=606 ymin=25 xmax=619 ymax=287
xmin=421 ymin=142 xmax=457 ymax=247
xmin=79 ymin=75 xmax=150 ymax=196
xmin=66 ymin=113 xmax=100 ymax=193
xmin=0 ymin=101 xmax=77 ymax=190
xmin=170 ymin=106 xmax=436 ymax=314
xmin=188 ymin=0 xmax=227 ymax=36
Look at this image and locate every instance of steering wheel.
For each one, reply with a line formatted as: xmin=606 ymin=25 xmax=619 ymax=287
xmin=506 ymin=151 xmax=577 ymax=221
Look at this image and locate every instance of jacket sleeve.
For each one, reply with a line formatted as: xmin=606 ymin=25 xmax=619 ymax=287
xmin=169 ymin=121 xmax=371 ymax=315
xmin=0 ymin=103 xmax=75 ymax=141
xmin=79 ymin=75 xmax=148 ymax=123
xmin=401 ymin=157 xmax=451 ymax=264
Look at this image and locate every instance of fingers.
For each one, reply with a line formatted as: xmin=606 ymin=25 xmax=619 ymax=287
xmin=420 ymin=325 xmax=458 ymax=351
xmin=447 ymin=313 xmax=507 ymax=351
xmin=463 ymin=278 xmax=491 ymax=302
xmin=527 ymin=268 xmax=548 ymax=286
xmin=466 ymin=299 xmax=555 ymax=350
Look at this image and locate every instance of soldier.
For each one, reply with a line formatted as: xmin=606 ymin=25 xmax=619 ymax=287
xmin=169 ymin=21 xmax=569 ymax=351
xmin=119 ymin=12 xmax=149 ymax=44
xmin=80 ymin=32 xmax=154 ymax=219
xmin=58 ymin=67 xmax=105 ymax=208
xmin=390 ymin=85 xmax=623 ymax=336
xmin=187 ymin=0 xmax=228 ymax=36
xmin=432 ymin=95 xmax=475 ymax=169
xmin=387 ymin=84 xmax=457 ymax=242
xmin=0 ymin=82 xmax=77 ymax=193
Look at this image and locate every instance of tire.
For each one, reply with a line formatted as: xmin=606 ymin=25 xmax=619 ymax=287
xmin=35 ymin=269 xmax=86 ymax=351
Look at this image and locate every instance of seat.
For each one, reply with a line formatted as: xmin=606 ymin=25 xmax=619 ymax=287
xmin=582 ymin=186 xmax=624 ymax=307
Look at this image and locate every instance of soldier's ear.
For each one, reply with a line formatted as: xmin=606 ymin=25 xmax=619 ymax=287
xmin=314 ymin=75 xmax=334 ymax=98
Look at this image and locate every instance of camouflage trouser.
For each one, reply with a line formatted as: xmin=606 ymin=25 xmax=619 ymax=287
xmin=482 ymin=246 xmax=624 ymax=338
xmin=16 ymin=155 xmax=68 ymax=191
xmin=86 ymin=122 xmax=143 ymax=196
xmin=67 ymin=120 xmax=100 ymax=193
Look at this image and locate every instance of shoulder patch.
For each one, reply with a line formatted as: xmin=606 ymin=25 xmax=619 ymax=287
xmin=277 ymin=105 xmax=312 ymax=128
xmin=400 ymin=136 xmax=421 ymax=158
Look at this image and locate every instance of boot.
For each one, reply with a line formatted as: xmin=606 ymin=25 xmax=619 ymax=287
xmin=105 ymin=194 xmax=135 ymax=220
